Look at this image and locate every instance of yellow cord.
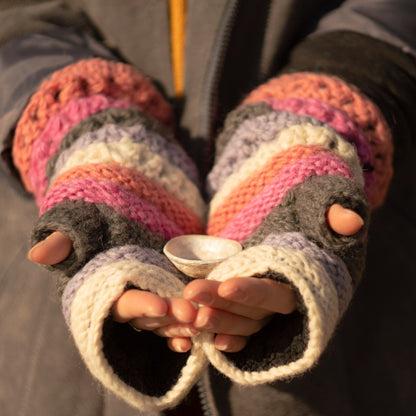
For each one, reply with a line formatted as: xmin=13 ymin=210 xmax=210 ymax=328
xmin=169 ymin=0 xmax=187 ymax=97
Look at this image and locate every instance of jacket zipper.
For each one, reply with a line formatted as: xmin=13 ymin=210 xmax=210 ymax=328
xmin=197 ymin=370 xmax=219 ymax=416
xmin=199 ymin=0 xmax=240 ymax=146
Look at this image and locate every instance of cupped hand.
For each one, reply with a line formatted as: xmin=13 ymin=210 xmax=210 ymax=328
xmin=183 ymin=277 xmax=296 ymax=353
xmin=112 ymin=289 xmax=199 ymax=353
xmin=181 ymin=204 xmax=364 ymax=353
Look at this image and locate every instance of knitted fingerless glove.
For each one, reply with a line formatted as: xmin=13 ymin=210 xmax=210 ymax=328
xmin=12 ymin=58 xmax=208 ymax=411
xmin=195 ymin=72 xmax=392 ymax=385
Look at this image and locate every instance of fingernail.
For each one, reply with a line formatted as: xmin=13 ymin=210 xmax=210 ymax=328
xmin=345 ymin=208 xmax=364 ymax=224
xmin=145 ymin=310 xmax=166 ymax=318
xmin=195 ymin=315 xmax=215 ymax=330
xmin=223 ymin=288 xmax=247 ymax=303
xmin=215 ymin=340 xmax=230 ymax=351
xmin=27 ymin=242 xmax=43 ymax=261
xmin=184 ymin=327 xmax=200 ymax=336
xmin=143 ymin=322 xmax=160 ymax=329
xmin=175 ymin=344 xmax=189 ymax=353
xmin=194 ymin=292 xmax=213 ymax=305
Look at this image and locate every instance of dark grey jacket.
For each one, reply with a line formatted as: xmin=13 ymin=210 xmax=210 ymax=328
xmin=0 ymin=1 xmax=415 ymax=415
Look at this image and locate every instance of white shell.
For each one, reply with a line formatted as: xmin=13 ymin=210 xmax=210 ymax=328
xmin=163 ymin=235 xmax=242 ymax=278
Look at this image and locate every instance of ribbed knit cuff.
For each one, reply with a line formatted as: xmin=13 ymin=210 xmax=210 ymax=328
xmin=195 ymin=243 xmax=339 ymax=384
xmin=64 ymin=245 xmax=207 ymax=412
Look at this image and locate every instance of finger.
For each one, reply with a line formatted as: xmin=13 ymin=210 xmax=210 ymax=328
xmin=154 ymin=323 xmax=200 ymax=338
xmin=28 ymin=231 xmax=73 ymax=265
xmin=124 ymin=295 xmax=198 ymax=332
xmin=112 ymin=290 xmax=168 ymax=322
xmin=129 ymin=315 xmax=178 ymax=331
xmin=165 ymin=297 xmax=198 ymax=323
xmin=185 ymin=278 xmax=296 ymax=319
xmin=326 ymin=203 xmax=364 ymax=236
xmin=167 ymin=337 xmax=192 ymax=353
xmin=185 ymin=279 xmax=267 ymax=320
xmin=214 ymin=334 xmax=249 ymax=353
xmin=218 ymin=278 xmax=297 ymax=315
xmin=194 ymin=306 xmax=270 ymax=336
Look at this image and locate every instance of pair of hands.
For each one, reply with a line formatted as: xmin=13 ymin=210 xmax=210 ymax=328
xmin=29 ymin=204 xmax=363 ymax=354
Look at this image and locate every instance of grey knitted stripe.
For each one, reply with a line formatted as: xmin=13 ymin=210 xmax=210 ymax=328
xmin=31 ymin=199 xmax=166 ymax=282
xmin=46 ymin=107 xmax=177 ymax=178
xmin=243 ymin=174 xmax=369 ymax=287
xmin=214 ymin=102 xmax=273 ymax=157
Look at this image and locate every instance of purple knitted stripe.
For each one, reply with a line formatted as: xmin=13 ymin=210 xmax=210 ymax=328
xmin=263 ymin=97 xmax=376 ymax=196
xmin=29 ymin=95 xmax=132 ymax=204
xmin=51 ymin=123 xmax=199 ymax=186
xmin=263 ymin=97 xmax=372 ymax=166
xmin=40 ymin=178 xmax=184 ymax=240
xmin=219 ymin=154 xmax=353 ymax=242
xmin=262 ymin=232 xmax=352 ymax=315
xmin=207 ymin=111 xmax=324 ymax=196
xmin=62 ymin=245 xmax=182 ymax=326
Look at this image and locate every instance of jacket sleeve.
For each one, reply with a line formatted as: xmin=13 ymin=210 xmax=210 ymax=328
xmin=1 ymin=11 xmax=208 ymax=412
xmin=196 ymin=5 xmax=416 ymax=385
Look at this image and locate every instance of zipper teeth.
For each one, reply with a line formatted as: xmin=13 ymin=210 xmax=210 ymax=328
xmin=200 ymin=0 xmax=240 ymax=141
xmin=197 ymin=371 xmax=221 ymax=416
xmin=197 ymin=378 xmax=212 ymax=416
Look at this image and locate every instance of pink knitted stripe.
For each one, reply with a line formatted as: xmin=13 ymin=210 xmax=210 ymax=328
xmin=13 ymin=58 xmax=175 ymax=191
xmin=243 ymin=73 xmax=392 ymax=208
xmin=216 ymin=154 xmax=353 ymax=242
xmin=29 ymin=95 xmax=132 ymax=201
xmin=263 ymin=96 xmax=376 ymax=200
xmin=48 ymin=162 xmax=205 ymax=235
xmin=40 ymin=178 xmax=184 ymax=240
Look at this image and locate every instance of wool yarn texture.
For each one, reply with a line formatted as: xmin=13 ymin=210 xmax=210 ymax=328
xmin=49 ymin=123 xmax=199 ymax=187
xmin=243 ymin=72 xmax=393 ymax=208
xmin=13 ymin=57 xmax=175 ymax=191
xmin=67 ymin=245 xmax=208 ymax=411
xmin=195 ymin=244 xmax=339 ymax=385
xmin=14 ymin=61 xmax=393 ymax=409
xmin=29 ymin=94 xmax=133 ymax=204
xmin=202 ymin=71 xmax=374 ymax=384
xmin=17 ymin=57 xmax=208 ymax=411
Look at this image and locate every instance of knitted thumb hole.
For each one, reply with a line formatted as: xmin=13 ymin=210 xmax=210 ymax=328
xmin=192 ymin=245 xmax=339 ymax=385
xmin=64 ymin=245 xmax=208 ymax=412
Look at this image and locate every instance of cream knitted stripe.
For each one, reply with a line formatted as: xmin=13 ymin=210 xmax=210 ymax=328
xmin=62 ymin=245 xmax=181 ymax=326
xmin=262 ymin=232 xmax=352 ymax=316
xmin=50 ymin=123 xmax=200 ymax=187
xmin=210 ymin=123 xmax=362 ymax=214
xmin=70 ymin=258 xmax=208 ymax=411
xmin=50 ymin=136 xmax=206 ymax=222
xmin=194 ymin=245 xmax=339 ymax=385
xmin=207 ymin=111 xmax=323 ymax=196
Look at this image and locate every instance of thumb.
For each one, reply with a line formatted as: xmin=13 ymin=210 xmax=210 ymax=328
xmin=326 ymin=204 xmax=364 ymax=236
xmin=28 ymin=231 xmax=73 ymax=265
